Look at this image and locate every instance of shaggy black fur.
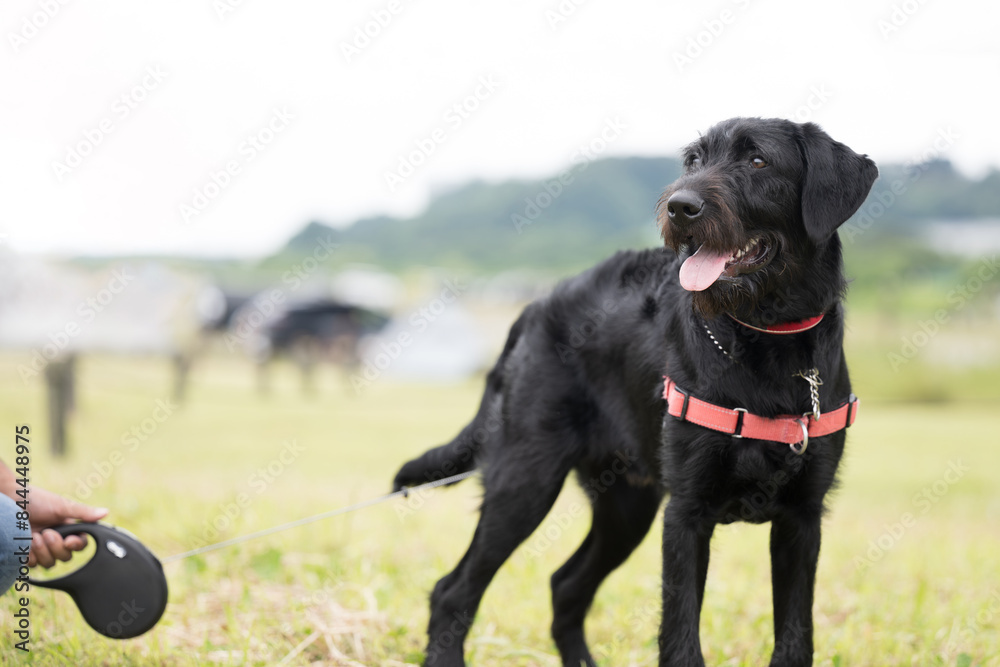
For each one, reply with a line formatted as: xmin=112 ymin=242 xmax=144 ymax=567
xmin=393 ymin=117 xmax=878 ymax=666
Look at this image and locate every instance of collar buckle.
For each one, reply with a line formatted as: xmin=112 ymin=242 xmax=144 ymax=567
xmin=732 ymin=407 xmax=748 ymax=438
xmin=674 ymin=385 xmax=691 ymax=421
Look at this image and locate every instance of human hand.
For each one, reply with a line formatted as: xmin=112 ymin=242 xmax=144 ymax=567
xmin=26 ymin=485 xmax=108 ymax=568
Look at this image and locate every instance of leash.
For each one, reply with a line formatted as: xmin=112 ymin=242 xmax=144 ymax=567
xmin=161 ymin=470 xmax=477 ymax=564
xmin=29 ymin=471 xmax=477 ymax=640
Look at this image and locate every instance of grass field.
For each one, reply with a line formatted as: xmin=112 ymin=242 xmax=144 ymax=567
xmin=0 ymin=346 xmax=998 ymax=666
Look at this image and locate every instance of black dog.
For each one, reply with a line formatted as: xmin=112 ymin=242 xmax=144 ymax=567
xmin=393 ymin=117 xmax=877 ymax=666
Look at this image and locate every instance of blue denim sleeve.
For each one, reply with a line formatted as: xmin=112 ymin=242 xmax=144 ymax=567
xmin=0 ymin=493 xmax=33 ymax=595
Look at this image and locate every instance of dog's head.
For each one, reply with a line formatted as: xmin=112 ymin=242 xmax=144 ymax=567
xmin=657 ymin=117 xmax=878 ymax=321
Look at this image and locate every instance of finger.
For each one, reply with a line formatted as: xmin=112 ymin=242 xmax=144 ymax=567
xmin=31 ymin=532 xmax=55 ymax=568
xmin=62 ymin=534 xmax=89 ymax=551
xmin=42 ymin=529 xmax=74 ymax=563
xmin=58 ymin=499 xmax=109 ymax=523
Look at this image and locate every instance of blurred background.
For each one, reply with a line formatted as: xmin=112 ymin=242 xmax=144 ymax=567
xmin=0 ymin=1 xmax=998 ymax=665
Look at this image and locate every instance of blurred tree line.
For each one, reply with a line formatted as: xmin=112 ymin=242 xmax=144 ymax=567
xmin=280 ymin=156 xmax=999 ymax=277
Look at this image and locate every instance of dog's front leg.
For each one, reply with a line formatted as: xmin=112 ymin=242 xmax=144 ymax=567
xmin=658 ymin=501 xmax=714 ymax=667
xmin=768 ymin=512 xmax=821 ymax=667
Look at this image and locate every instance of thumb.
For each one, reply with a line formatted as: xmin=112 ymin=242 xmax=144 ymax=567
xmin=59 ymin=497 xmax=109 ymax=523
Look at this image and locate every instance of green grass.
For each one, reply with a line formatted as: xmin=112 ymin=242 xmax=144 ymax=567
xmin=0 ymin=352 xmax=998 ymax=666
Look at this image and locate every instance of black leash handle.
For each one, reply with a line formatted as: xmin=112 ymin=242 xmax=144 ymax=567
xmin=29 ymin=522 xmax=168 ymax=639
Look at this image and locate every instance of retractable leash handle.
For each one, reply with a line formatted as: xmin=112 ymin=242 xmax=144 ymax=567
xmin=28 ymin=522 xmax=168 ymax=639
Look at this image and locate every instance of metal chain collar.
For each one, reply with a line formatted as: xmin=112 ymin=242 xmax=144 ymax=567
xmin=794 ymin=367 xmax=823 ymax=420
xmin=702 ymin=321 xmax=734 ymax=362
xmin=701 ymin=318 xmax=823 ymax=435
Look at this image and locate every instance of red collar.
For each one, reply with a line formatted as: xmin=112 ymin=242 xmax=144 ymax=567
xmin=727 ymin=313 xmax=825 ymax=334
xmin=662 ymin=376 xmax=858 ymax=452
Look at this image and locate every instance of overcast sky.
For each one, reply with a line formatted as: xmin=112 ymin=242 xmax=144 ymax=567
xmin=1 ymin=0 xmax=997 ymax=258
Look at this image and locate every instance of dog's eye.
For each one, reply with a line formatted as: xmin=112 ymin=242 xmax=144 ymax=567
xmin=687 ymin=155 xmax=701 ymax=168
xmin=750 ymin=157 xmax=768 ymax=169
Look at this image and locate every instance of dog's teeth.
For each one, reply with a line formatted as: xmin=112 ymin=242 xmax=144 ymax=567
xmin=730 ymin=240 xmax=758 ymax=262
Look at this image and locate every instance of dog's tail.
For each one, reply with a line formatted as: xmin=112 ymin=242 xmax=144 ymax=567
xmin=391 ymin=423 xmax=480 ymax=492
xmin=391 ymin=309 xmax=528 ymax=492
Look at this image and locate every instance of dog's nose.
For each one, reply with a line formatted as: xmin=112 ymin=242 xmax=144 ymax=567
xmin=666 ymin=190 xmax=705 ymax=226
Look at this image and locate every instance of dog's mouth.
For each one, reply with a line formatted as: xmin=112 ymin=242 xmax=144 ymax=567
xmin=678 ymin=237 xmax=777 ymax=292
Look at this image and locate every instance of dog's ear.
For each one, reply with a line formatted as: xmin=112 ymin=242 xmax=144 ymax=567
xmin=797 ymin=123 xmax=879 ymax=244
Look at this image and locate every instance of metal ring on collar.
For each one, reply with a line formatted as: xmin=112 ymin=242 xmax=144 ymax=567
xmin=790 ymin=418 xmax=809 ymax=455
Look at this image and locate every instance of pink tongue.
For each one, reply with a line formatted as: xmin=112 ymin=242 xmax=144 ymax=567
xmin=679 ymin=246 xmax=731 ymax=291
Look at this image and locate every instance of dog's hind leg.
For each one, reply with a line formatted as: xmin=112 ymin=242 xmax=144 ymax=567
xmin=550 ymin=474 xmax=662 ymax=667
xmin=423 ymin=443 xmax=576 ymax=667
